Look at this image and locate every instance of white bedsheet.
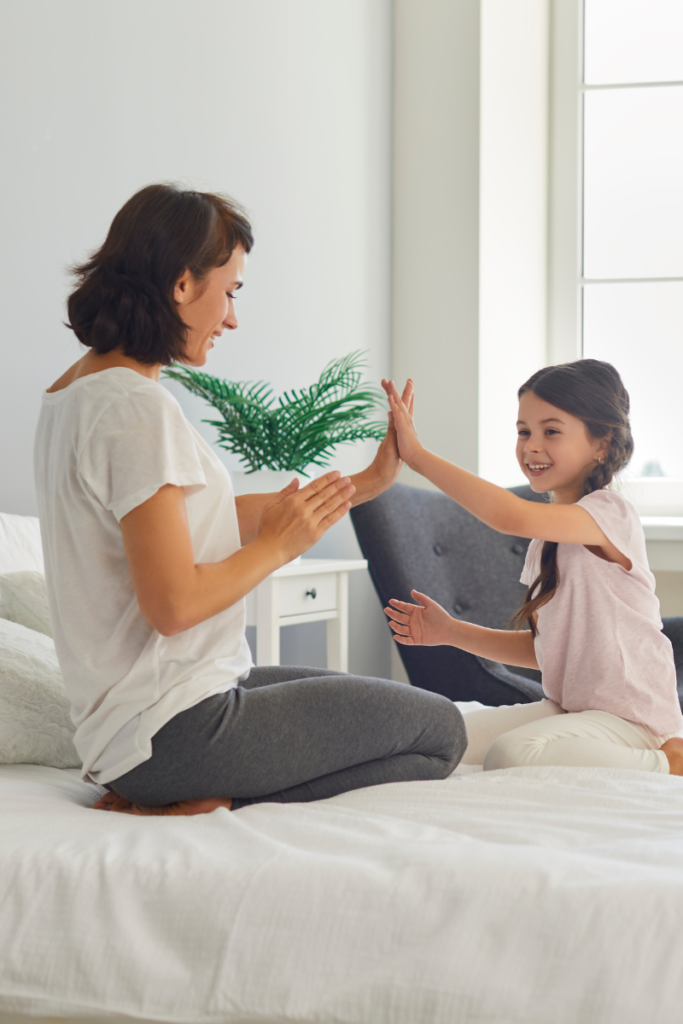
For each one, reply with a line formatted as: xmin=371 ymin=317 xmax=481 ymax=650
xmin=1 ymin=761 xmax=683 ymax=1024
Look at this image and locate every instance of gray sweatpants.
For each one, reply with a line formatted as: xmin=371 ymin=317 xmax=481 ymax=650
xmin=109 ymin=665 xmax=466 ymax=809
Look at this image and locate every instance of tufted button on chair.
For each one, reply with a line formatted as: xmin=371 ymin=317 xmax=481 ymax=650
xmin=351 ymin=482 xmax=683 ymax=708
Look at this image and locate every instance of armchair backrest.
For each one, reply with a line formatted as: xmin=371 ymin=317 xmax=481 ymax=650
xmin=351 ymin=483 xmax=546 ymax=630
xmin=350 ymin=483 xmax=547 ymax=703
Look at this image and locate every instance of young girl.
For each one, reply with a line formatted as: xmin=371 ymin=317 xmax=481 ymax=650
xmin=383 ymin=359 xmax=683 ymax=776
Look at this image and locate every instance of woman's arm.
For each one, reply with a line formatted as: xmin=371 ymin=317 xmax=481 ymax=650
xmin=121 ymin=472 xmax=354 ymax=636
xmin=383 ymin=379 xmax=616 ymax=551
xmin=234 ymin=493 xmax=274 ymax=545
xmin=385 ymin=591 xmax=539 ymax=669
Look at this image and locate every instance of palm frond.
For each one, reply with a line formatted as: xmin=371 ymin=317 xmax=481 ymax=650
xmin=162 ymin=351 xmax=387 ymax=472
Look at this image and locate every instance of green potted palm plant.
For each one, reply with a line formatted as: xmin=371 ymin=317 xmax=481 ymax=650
xmin=163 ymin=351 xmax=388 ymax=492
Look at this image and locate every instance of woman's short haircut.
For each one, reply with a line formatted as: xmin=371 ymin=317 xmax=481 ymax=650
xmin=66 ymin=183 xmax=254 ymax=365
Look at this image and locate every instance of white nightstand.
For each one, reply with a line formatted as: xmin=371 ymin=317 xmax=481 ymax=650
xmin=245 ymin=557 xmax=368 ymax=670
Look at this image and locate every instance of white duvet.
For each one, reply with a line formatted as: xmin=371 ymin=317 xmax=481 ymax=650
xmin=1 ymin=760 xmax=683 ymax=1024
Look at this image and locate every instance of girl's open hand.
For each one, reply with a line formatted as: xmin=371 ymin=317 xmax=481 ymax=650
xmin=381 ymin=378 xmax=422 ymax=467
xmin=369 ymin=378 xmax=415 ymax=485
xmin=384 ymin=590 xmax=452 ymax=646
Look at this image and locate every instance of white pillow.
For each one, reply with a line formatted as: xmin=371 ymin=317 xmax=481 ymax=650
xmin=0 ymin=512 xmax=44 ymax=619
xmin=0 ymin=617 xmax=80 ymax=769
xmin=0 ymin=571 xmax=53 ymax=637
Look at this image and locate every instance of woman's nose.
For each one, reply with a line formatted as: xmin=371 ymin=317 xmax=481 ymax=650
xmin=223 ymin=301 xmax=238 ymax=330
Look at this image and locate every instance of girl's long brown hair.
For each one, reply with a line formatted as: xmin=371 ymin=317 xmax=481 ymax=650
xmin=510 ymin=359 xmax=633 ymax=636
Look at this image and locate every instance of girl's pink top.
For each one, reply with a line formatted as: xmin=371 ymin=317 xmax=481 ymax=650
xmin=521 ymin=489 xmax=683 ymax=737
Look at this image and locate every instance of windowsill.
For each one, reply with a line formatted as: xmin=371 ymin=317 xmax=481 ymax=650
xmin=640 ymin=517 xmax=683 ymax=541
xmin=640 ymin=517 xmax=683 ymax=572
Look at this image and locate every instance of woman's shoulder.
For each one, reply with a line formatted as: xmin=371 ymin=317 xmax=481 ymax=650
xmin=55 ymin=367 xmax=180 ymax=417
xmin=46 ymin=369 xmax=188 ymax=455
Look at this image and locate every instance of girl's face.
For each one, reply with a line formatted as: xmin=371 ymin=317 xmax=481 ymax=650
xmin=515 ymin=391 xmax=608 ymax=503
xmin=173 ymin=245 xmax=246 ymax=366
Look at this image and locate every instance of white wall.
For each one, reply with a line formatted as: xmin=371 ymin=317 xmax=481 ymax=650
xmin=0 ymin=0 xmax=393 ymax=678
xmin=393 ymin=0 xmax=482 ymax=488
xmin=393 ymin=0 xmax=550 ymax=494
xmin=547 ymin=0 xmax=582 ymax=365
xmin=479 ymin=0 xmax=549 ymax=487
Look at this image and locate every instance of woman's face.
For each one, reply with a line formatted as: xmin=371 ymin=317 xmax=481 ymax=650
xmin=174 ymin=245 xmax=246 ymax=366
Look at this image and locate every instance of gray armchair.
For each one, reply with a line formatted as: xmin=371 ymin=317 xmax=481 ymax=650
xmin=351 ymin=483 xmax=683 ymax=709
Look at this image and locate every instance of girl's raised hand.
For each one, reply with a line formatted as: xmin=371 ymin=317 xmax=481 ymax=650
xmin=384 ymin=590 xmax=452 ymax=646
xmin=381 ymin=378 xmax=422 ymax=466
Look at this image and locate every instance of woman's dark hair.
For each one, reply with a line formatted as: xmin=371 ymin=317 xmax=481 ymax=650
xmin=510 ymin=358 xmax=633 ymax=635
xmin=66 ymin=183 xmax=254 ymax=365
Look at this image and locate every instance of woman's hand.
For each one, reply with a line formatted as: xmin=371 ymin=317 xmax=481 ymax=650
xmin=384 ymin=590 xmax=453 ymax=646
xmin=256 ymin=471 xmax=355 ymax=563
xmin=348 ymin=379 xmax=415 ymax=506
xmin=381 ymin=379 xmax=423 ymax=467
xmin=373 ymin=378 xmax=415 ymax=486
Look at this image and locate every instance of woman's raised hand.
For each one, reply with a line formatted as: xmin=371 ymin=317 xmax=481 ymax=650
xmin=381 ymin=378 xmax=422 ymax=467
xmin=371 ymin=378 xmax=415 ymax=483
xmin=384 ymin=590 xmax=452 ymax=646
xmin=256 ymin=471 xmax=355 ymax=564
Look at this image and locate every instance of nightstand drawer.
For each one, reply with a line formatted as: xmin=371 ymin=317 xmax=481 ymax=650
xmin=279 ymin=573 xmax=337 ymax=617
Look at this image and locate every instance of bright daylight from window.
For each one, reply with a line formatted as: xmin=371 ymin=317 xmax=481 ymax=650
xmin=582 ymin=0 xmax=683 ymax=481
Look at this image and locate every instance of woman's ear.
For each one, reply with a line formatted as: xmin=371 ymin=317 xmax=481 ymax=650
xmin=173 ymin=269 xmax=193 ymax=306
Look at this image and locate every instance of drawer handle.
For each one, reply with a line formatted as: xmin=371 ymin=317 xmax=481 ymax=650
xmin=305 ymin=588 xmax=317 ymax=599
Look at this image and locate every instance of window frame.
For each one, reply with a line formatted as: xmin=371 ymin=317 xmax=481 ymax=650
xmin=547 ymin=0 xmax=683 ymax=505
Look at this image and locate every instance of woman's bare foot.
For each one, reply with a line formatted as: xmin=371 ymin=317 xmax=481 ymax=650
xmin=92 ymin=791 xmax=232 ymax=814
xmin=661 ymin=737 xmax=683 ymax=776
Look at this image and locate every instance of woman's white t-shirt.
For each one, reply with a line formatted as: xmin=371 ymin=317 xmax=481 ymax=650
xmin=521 ymin=489 xmax=683 ymax=737
xmin=34 ymin=367 xmax=253 ymax=785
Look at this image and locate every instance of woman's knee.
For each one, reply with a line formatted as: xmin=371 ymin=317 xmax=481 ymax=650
xmin=429 ymin=697 xmax=467 ymax=776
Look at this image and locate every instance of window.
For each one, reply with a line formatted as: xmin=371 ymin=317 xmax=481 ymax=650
xmin=581 ymin=0 xmax=683 ymax=482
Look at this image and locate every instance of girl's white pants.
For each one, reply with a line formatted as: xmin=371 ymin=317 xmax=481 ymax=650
xmin=460 ymin=699 xmax=675 ymax=774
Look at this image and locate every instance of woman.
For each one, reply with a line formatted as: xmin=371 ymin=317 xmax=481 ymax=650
xmin=35 ymin=183 xmax=465 ymax=815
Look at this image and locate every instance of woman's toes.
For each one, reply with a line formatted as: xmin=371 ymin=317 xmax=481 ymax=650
xmin=93 ymin=791 xmax=233 ymax=815
xmin=92 ymin=791 xmax=118 ymax=810
xmin=170 ymin=798 xmax=233 ymax=815
xmin=94 ymin=796 xmax=233 ymax=815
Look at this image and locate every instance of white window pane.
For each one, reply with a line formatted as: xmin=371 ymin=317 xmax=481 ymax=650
xmin=585 ymin=0 xmax=683 ymax=85
xmin=583 ymin=282 xmax=683 ymax=479
xmin=583 ymin=87 xmax=683 ymax=279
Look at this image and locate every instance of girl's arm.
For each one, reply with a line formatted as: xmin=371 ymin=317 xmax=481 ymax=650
xmin=382 ymin=379 xmax=619 ymax=551
xmin=121 ymin=472 xmax=354 ymax=636
xmin=385 ymin=591 xmax=539 ymax=669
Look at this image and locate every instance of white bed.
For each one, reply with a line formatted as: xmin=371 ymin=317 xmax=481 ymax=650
xmin=2 ymin=511 xmax=683 ymax=1023
xmin=1 ymin=756 xmax=683 ymax=1024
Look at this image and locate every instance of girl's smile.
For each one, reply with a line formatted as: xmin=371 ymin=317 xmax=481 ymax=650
xmin=526 ymin=461 xmax=554 ymax=478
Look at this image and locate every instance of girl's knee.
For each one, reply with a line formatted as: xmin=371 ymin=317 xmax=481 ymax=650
xmin=483 ymin=732 xmax=530 ymax=771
